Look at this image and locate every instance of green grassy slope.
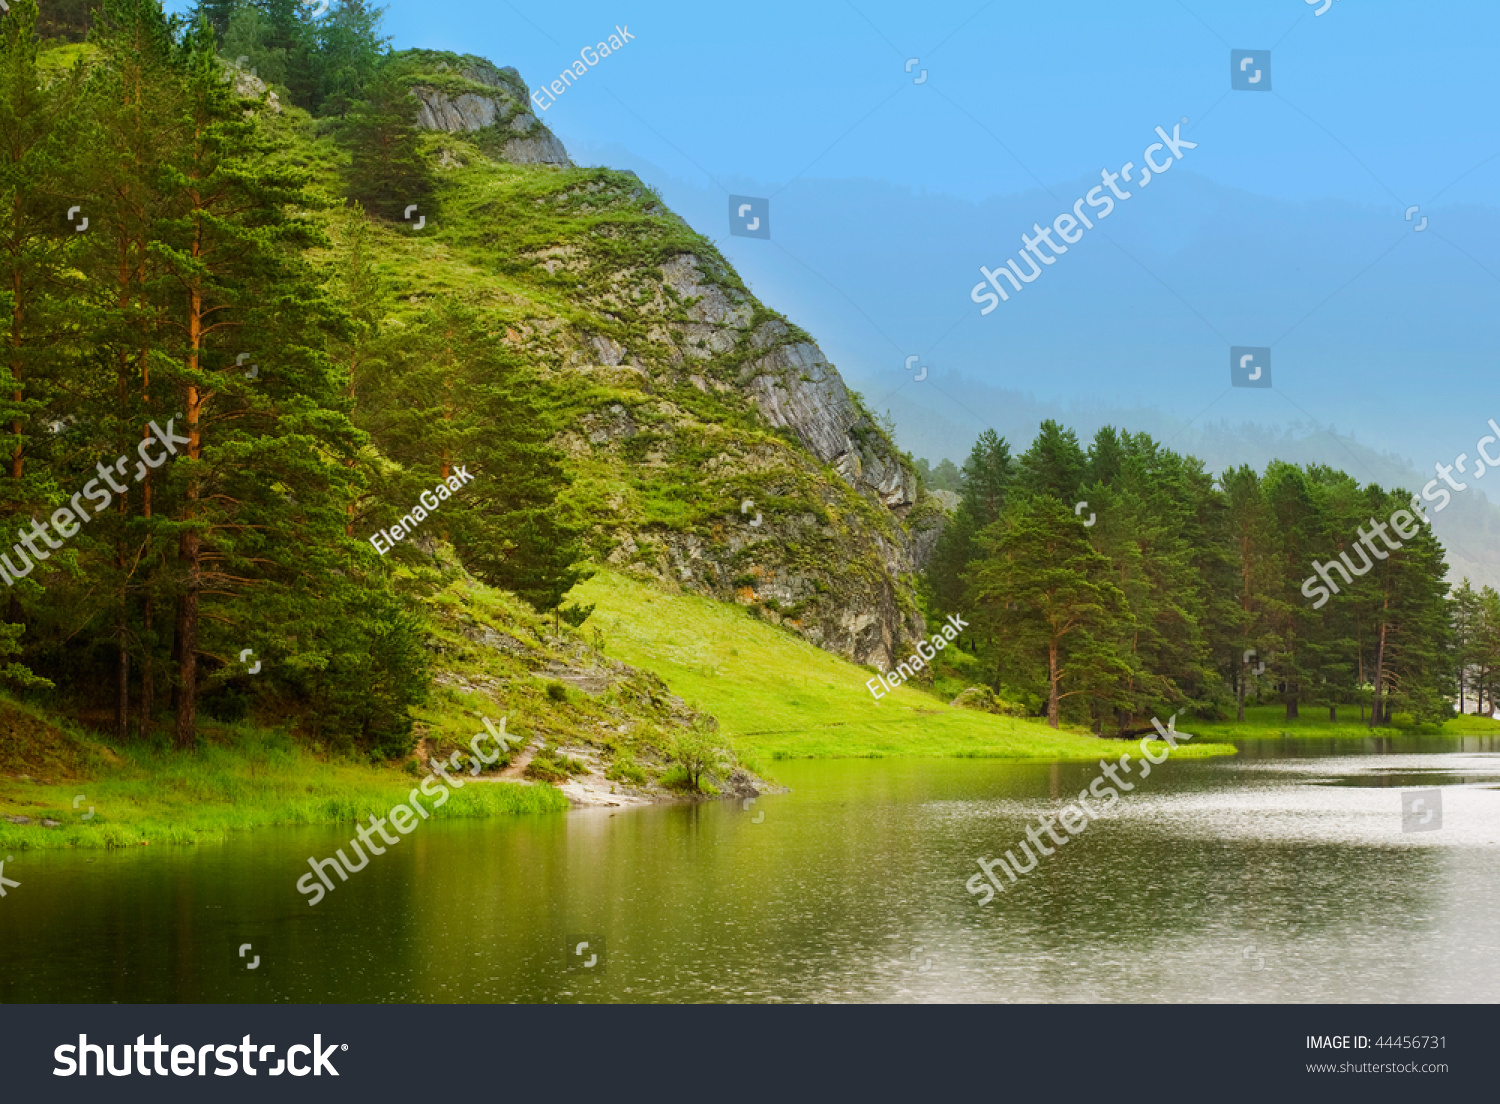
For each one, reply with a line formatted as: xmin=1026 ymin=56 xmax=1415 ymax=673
xmin=0 ymin=700 xmax=566 ymax=853
xmin=572 ymin=570 xmax=1233 ymax=763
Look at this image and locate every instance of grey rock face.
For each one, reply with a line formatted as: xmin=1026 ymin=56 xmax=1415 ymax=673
xmin=409 ymin=59 xmax=572 ymax=167
xmin=650 ymin=256 xmax=916 ymax=516
xmin=500 ymin=132 xmax=573 ymax=167
xmin=743 ymin=336 xmax=918 ymax=513
xmin=414 ymin=90 xmax=501 ymax=131
xmin=571 ymin=250 xmax=942 ymax=669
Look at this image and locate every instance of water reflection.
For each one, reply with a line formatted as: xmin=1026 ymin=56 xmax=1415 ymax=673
xmin=1 ymin=737 xmax=1497 ymax=1003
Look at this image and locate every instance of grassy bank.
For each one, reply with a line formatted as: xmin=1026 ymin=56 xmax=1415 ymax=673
xmin=1186 ymin=704 xmax=1500 ymax=741
xmin=0 ymin=701 xmax=566 ymax=852
xmin=572 ymin=571 xmax=1234 ymax=763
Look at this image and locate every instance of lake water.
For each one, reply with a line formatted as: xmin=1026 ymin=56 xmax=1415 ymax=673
xmin=4 ymin=736 xmax=1500 ymax=1003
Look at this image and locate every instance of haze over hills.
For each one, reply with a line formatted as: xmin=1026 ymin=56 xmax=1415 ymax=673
xmin=559 ymin=139 xmax=1500 ymax=591
xmin=564 ymin=141 xmax=1493 ymax=448
xmin=882 ymin=371 xmax=1500 ymax=592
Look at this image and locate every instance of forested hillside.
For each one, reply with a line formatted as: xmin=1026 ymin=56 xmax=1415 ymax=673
xmin=0 ymin=0 xmax=942 ymax=759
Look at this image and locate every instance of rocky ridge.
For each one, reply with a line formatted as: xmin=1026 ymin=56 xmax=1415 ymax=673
xmin=406 ymin=53 xmax=571 ymax=167
xmin=392 ymin=52 xmax=947 ymax=669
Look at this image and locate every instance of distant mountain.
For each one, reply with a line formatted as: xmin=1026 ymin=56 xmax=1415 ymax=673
xmin=885 ymin=371 xmax=1500 ymax=592
xmin=561 ymin=138 xmax=1500 ymax=494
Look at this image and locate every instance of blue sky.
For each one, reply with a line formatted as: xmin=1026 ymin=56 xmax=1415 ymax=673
xmin=369 ymin=0 xmax=1498 ymax=211
xmin=172 ymin=0 xmax=1500 ymax=472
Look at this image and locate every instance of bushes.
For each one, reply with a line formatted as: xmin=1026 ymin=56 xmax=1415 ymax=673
xmin=605 ymin=750 xmax=645 ymax=784
xmin=948 ymin=686 xmax=1029 ymax=717
xmin=524 ymin=745 xmax=586 ymax=783
xmin=665 ymin=719 xmax=732 ymax=793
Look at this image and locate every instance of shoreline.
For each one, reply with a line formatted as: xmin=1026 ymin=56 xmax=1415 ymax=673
xmin=7 ymin=713 xmax=1491 ymax=851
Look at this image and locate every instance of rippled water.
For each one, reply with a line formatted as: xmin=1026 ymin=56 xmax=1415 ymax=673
xmin=4 ymin=736 xmax=1499 ymax=1003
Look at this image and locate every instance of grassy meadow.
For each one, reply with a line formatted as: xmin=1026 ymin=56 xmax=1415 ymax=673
xmin=571 ymin=570 xmax=1234 ymax=764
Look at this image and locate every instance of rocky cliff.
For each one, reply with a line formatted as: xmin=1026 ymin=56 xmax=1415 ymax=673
xmin=406 ymin=53 xmax=571 ymax=167
xmin=383 ymin=52 xmax=943 ymax=669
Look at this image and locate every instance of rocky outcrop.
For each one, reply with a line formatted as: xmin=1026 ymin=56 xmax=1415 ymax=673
xmin=407 ymin=56 xmax=572 ymax=167
xmin=220 ymin=60 xmax=281 ymax=114
xmin=555 ymin=246 xmax=940 ymax=668
xmin=382 ymin=72 xmax=946 ymax=669
xmin=741 ymin=325 xmax=917 ymax=512
xmin=652 ymin=256 xmax=917 ymax=518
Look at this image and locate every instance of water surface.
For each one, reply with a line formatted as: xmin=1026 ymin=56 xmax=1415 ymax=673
xmin=3 ymin=736 xmax=1499 ymax=1003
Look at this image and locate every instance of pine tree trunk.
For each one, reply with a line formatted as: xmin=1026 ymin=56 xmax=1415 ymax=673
xmin=112 ymin=240 xmax=135 ymax=742
xmin=169 ymin=603 xmax=181 ymax=715
xmin=115 ymin=622 xmax=128 ymax=741
xmin=174 ymin=530 xmax=199 ymax=750
xmin=10 ymin=262 xmax=23 ymax=483
xmin=1047 ymin=638 xmax=1060 ymax=729
xmin=1358 ymin=642 xmax=1366 ymax=720
xmin=1370 ymin=613 xmax=1389 ymax=727
xmin=138 ymin=596 xmax=153 ymax=738
xmin=8 ymin=261 xmax=26 ymax=635
xmin=138 ymin=303 xmax=153 ymax=737
xmin=174 ymin=261 xmax=204 ymax=748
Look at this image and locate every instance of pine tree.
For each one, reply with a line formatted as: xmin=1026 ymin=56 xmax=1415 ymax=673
xmin=1364 ymin=487 xmax=1450 ymax=723
xmin=143 ymin=14 xmax=378 ymax=747
xmin=315 ymin=0 xmax=388 ymax=115
xmin=1258 ymin=462 xmax=1323 ymax=720
xmin=336 ymin=59 xmax=432 ymax=220
xmin=1451 ymin=578 xmax=1481 ymax=712
xmin=922 ymin=429 xmax=1011 ymax=621
xmin=1220 ymin=465 xmax=1267 ymax=720
xmin=1477 ymin=587 xmax=1500 ymax=714
xmin=254 ymin=0 xmax=319 ymax=106
xmin=1015 ymin=419 xmax=1086 ymax=503
xmin=1085 ymin=431 xmax=1215 ymax=728
xmin=71 ymin=0 xmax=187 ymax=737
xmin=221 ymin=2 xmax=290 ymax=88
xmin=189 ymin=0 xmax=239 ymax=41
xmin=0 ymin=0 xmax=72 ymax=692
xmin=968 ymin=494 xmax=1130 ymax=728
xmin=357 ymin=297 xmax=589 ymax=621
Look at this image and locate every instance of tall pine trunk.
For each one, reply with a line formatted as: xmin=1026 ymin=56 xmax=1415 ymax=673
xmin=173 ymin=531 xmax=198 ymax=749
xmin=173 ymin=251 xmax=204 ymax=748
xmin=1047 ymin=638 xmax=1060 ymax=729
xmin=114 ymin=248 xmax=132 ymax=740
xmin=1369 ymin=600 xmax=1390 ymax=728
xmin=138 ymin=334 xmax=154 ymax=737
xmin=7 ymin=248 xmax=25 ymax=632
